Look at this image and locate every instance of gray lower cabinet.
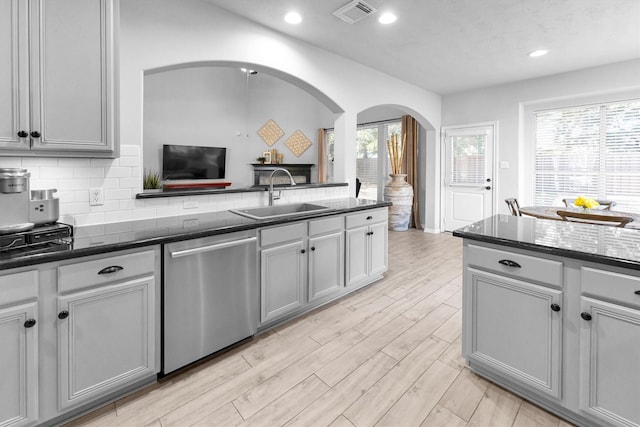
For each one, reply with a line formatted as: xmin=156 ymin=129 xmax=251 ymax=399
xmin=462 ymin=239 xmax=640 ymax=427
xmin=260 ymin=223 xmax=307 ymax=323
xmin=465 ymin=267 xmax=563 ymax=399
xmin=308 ymin=217 xmax=344 ymax=302
xmin=345 ymin=209 xmax=388 ymax=287
xmin=0 ymin=247 xmax=159 ymax=426
xmin=56 ymin=249 xmax=157 ymax=411
xmin=578 ymin=265 xmax=640 ymax=427
xmin=0 ymin=271 xmax=39 ymax=427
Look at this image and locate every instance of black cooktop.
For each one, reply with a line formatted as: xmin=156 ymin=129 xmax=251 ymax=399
xmin=0 ymin=223 xmax=73 ymax=254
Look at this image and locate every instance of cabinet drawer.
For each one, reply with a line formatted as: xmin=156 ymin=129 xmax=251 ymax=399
xmin=309 ymin=216 xmax=343 ymax=236
xmin=58 ymin=250 xmax=155 ymax=293
xmin=0 ymin=270 xmax=38 ymax=306
xmin=346 ymin=208 xmax=387 ymax=229
xmin=260 ymin=222 xmax=306 ymax=247
xmin=582 ymin=267 xmax=640 ymax=308
xmin=467 ymin=244 xmax=563 ymax=287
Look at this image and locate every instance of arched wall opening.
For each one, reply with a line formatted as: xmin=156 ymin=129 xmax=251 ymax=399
xmin=142 ymin=61 xmax=344 ymax=188
xmin=356 ymin=104 xmax=439 ymax=230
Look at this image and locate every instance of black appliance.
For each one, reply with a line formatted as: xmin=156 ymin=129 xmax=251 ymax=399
xmin=0 ymin=223 xmax=73 ymax=257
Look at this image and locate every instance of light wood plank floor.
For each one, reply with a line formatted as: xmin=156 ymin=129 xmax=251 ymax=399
xmin=66 ymin=230 xmax=575 ymax=427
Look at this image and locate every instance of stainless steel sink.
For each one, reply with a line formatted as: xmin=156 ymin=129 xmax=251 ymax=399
xmin=230 ymin=203 xmax=331 ymax=220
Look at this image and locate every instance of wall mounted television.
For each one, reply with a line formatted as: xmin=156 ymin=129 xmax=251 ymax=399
xmin=162 ymin=144 xmax=227 ymax=180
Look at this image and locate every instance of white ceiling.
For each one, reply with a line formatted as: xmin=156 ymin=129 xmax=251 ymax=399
xmin=204 ymin=0 xmax=640 ymax=95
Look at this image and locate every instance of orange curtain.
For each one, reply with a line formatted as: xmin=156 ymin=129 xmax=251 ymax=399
xmin=401 ymin=115 xmax=421 ymax=229
xmin=317 ymin=128 xmax=327 ymax=183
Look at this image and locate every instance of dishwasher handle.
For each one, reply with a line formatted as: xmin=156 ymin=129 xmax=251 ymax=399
xmin=169 ymin=236 xmax=257 ymax=259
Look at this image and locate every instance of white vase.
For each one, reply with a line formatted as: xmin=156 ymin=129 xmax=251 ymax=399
xmin=384 ymin=174 xmax=414 ymax=231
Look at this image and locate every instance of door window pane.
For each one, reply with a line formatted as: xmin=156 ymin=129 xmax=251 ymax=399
xmin=450 ymin=135 xmax=486 ymax=185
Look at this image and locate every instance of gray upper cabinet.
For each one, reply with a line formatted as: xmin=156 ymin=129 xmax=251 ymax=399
xmin=0 ymin=0 xmax=118 ymax=157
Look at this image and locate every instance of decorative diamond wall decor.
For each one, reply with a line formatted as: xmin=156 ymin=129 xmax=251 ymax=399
xmin=257 ymin=119 xmax=284 ymax=146
xmin=285 ymin=129 xmax=312 ymax=157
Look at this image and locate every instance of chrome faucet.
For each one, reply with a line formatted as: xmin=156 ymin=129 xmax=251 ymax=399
xmin=269 ymin=168 xmax=296 ymax=206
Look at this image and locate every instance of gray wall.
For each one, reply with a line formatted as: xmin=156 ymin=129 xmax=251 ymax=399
xmin=441 ymin=59 xmax=640 ymax=214
xmin=143 ymin=66 xmax=335 ymax=187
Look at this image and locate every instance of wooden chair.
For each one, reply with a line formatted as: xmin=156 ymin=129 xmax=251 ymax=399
xmin=556 ymin=210 xmax=633 ymax=227
xmin=562 ymin=198 xmax=617 ymax=210
xmin=504 ymin=198 xmax=521 ymax=216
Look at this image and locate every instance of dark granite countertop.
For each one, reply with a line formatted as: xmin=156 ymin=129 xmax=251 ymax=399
xmin=0 ymin=198 xmax=390 ymax=271
xmin=453 ymin=214 xmax=640 ymax=270
xmin=136 ymin=182 xmax=348 ymax=199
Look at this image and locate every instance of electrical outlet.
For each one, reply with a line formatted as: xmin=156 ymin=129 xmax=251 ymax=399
xmin=183 ymin=218 xmax=199 ymax=227
xmin=183 ymin=200 xmax=198 ymax=209
xmin=89 ymin=188 xmax=104 ymax=206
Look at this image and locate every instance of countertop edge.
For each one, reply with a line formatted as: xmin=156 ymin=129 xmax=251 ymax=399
xmin=453 ymin=228 xmax=640 ymax=271
xmin=136 ymin=182 xmax=348 ymax=199
xmin=1 ymin=200 xmax=391 ymax=270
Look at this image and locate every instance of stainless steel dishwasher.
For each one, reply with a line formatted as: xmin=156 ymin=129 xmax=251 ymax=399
xmin=163 ymin=230 xmax=258 ymax=374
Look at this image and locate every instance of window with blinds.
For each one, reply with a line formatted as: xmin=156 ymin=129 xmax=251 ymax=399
xmin=534 ymin=99 xmax=640 ymax=213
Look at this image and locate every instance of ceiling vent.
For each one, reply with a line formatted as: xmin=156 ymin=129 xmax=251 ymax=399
xmin=332 ymin=0 xmax=377 ymax=24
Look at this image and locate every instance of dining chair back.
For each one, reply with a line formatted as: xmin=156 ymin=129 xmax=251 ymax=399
xmin=556 ymin=210 xmax=633 ymax=227
xmin=504 ymin=198 xmax=521 ymax=216
xmin=562 ymin=198 xmax=617 ymax=211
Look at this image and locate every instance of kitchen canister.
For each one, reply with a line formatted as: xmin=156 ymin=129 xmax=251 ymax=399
xmin=383 ymin=173 xmax=414 ymax=231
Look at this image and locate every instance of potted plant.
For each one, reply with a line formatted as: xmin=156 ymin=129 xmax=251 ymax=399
xmin=256 ymin=156 xmax=266 ymax=165
xmin=143 ymin=169 xmax=162 ymax=190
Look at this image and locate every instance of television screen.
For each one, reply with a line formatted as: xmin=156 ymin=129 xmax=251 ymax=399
xmin=162 ymin=144 xmax=227 ymax=180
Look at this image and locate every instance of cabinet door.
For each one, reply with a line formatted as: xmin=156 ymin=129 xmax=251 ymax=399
xmin=29 ymin=0 xmax=116 ymax=154
xmin=464 ymin=268 xmax=563 ymax=399
xmin=57 ymin=276 xmax=155 ymax=410
xmin=345 ymin=226 xmax=368 ymax=286
xmin=368 ymin=222 xmax=388 ymax=278
xmin=261 ymin=240 xmax=306 ymax=323
xmin=0 ymin=0 xmax=29 ymax=150
xmin=579 ymin=297 xmax=640 ymax=427
xmin=309 ymin=231 xmax=344 ymax=302
xmin=0 ymin=302 xmax=38 ymax=427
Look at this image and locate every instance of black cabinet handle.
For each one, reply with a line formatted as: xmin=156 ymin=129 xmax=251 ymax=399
xmin=24 ymin=319 xmax=37 ymax=328
xmin=486 ymin=178 xmax=491 ymax=183
xmin=485 ymin=186 xmax=491 ymax=190
xmin=366 ymin=216 xmax=373 ymax=220
xmin=498 ymin=259 xmax=521 ymax=268
xmin=550 ymin=304 xmax=561 ymax=312
xmin=581 ymin=312 xmax=592 ymax=321
xmin=17 ymin=130 xmax=28 ymax=138
xmin=98 ymin=265 xmax=123 ymax=275
xmin=301 ymin=249 xmax=306 ymax=254
xmin=30 ymin=131 xmax=41 ymax=138
xmin=58 ymin=311 xmax=69 ymax=320
xmin=635 ymin=290 xmax=640 ymax=295
xmin=311 ymin=247 xmax=316 ymax=251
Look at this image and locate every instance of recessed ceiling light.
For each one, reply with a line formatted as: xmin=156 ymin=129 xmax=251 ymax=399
xmin=284 ymin=11 xmax=302 ymax=24
xmin=378 ymin=12 xmax=397 ymax=24
xmin=528 ymin=49 xmax=548 ymax=58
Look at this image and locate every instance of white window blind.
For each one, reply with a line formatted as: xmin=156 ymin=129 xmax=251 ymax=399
xmin=534 ymin=100 xmax=640 ymax=213
xmin=450 ymin=134 xmax=486 ymax=185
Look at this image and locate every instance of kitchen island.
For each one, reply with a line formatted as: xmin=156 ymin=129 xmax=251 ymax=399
xmin=454 ymin=214 xmax=640 ymax=427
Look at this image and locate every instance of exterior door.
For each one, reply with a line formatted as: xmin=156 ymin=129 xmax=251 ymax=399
xmin=443 ymin=124 xmax=495 ymax=231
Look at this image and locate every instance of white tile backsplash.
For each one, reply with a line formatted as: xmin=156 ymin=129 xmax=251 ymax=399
xmin=7 ymin=145 xmax=350 ymax=226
